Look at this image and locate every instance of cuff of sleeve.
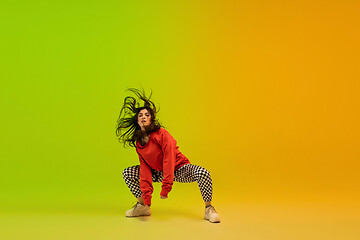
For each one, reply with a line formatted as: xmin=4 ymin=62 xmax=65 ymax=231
xmin=160 ymin=189 xmax=169 ymax=198
xmin=143 ymin=195 xmax=152 ymax=206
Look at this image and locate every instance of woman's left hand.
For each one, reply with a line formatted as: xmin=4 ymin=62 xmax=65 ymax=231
xmin=160 ymin=195 xmax=168 ymax=199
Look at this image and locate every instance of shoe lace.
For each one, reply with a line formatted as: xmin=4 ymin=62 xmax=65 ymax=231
xmin=131 ymin=201 xmax=140 ymax=209
xmin=208 ymin=205 xmax=217 ymax=213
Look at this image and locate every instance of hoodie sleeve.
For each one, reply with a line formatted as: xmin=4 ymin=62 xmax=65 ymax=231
xmin=138 ymin=153 xmax=153 ymax=206
xmin=159 ymin=129 xmax=176 ymax=197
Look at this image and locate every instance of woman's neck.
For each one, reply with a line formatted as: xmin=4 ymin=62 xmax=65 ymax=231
xmin=139 ymin=133 xmax=150 ymax=146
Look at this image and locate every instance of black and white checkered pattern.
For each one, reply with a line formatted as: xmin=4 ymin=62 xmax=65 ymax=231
xmin=122 ymin=164 xmax=213 ymax=202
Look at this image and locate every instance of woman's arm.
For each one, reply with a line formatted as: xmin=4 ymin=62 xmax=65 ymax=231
xmin=138 ymin=154 xmax=154 ymax=206
xmin=159 ymin=130 xmax=176 ymax=198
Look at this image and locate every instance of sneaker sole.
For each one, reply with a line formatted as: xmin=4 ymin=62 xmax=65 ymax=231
xmin=126 ymin=213 xmax=151 ymax=218
xmin=126 ymin=215 xmax=151 ymax=218
xmin=205 ymin=217 xmax=220 ymax=223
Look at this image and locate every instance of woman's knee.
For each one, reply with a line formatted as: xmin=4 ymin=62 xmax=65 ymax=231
xmin=195 ymin=167 xmax=211 ymax=180
xmin=122 ymin=165 xmax=139 ymax=180
xmin=122 ymin=168 xmax=129 ymax=179
xmin=203 ymin=169 xmax=211 ymax=179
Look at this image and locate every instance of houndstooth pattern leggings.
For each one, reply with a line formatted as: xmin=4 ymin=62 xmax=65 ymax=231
xmin=123 ymin=163 xmax=213 ymax=202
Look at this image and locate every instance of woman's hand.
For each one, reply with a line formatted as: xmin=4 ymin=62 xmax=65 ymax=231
xmin=160 ymin=195 xmax=168 ymax=199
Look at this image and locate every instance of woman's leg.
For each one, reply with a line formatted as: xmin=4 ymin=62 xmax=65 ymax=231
xmin=174 ymin=164 xmax=220 ymax=223
xmin=122 ymin=165 xmax=143 ymax=200
xmin=123 ymin=165 xmax=151 ymax=217
xmin=174 ymin=164 xmax=213 ymax=205
xmin=123 ymin=165 xmax=163 ymax=203
xmin=126 ymin=164 xmax=214 ymax=205
xmin=137 ymin=197 xmax=145 ymax=204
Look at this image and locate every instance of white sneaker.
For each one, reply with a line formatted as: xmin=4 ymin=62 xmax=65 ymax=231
xmin=125 ymin=202 xmax=151 ymax=217
xmin=204 ymin=205 xmax=221 ymax=223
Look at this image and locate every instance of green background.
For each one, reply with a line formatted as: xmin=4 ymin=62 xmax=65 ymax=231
xmin=1 ymin=1 xmax=231 ymax=212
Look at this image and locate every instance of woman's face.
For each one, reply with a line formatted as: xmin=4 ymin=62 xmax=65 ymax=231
xmin=138 ymin=108 xmax=151 ymax=130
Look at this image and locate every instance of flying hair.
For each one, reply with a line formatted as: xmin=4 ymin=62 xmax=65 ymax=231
xmin=116 ymin=88 xmax=163 ymax=147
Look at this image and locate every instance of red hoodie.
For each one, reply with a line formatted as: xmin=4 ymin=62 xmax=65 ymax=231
xmin=135 ymin=128 xmax=190 ymax=206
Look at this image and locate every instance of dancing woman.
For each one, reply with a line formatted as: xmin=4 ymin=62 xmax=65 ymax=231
xmin=116 ymin=88 xmax=220 ymax=223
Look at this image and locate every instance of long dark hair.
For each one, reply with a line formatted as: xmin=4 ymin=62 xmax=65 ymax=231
xmin=116 ymin=88 xmax=163 ymax=147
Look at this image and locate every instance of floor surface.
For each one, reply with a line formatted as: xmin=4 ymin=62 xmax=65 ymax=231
xmin=1 ymin=201 xmax=359 ymax=240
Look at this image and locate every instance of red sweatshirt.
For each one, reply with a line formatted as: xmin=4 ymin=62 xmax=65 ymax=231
xmin=135 ymin=128 xmax=190 ymax=206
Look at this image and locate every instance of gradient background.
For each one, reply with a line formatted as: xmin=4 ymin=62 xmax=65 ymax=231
xmin=1 ymin=0 xmax=359 ymax=239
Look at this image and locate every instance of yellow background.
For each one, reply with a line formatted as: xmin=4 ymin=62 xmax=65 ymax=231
xmin=1 ymin=0 xmax=359 ymax=239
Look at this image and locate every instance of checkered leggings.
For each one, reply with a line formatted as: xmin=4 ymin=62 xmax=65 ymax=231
xmin=123 ymin=163 xmax=213 ymax=202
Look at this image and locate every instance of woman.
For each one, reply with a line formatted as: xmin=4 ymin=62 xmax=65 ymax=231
xmin=116 ymin=88 xmax=220 ymax=223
